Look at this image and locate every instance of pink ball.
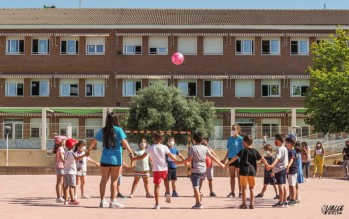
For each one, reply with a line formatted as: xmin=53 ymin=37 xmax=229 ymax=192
xmin=171 ymin=52 xmax=184 ymax=65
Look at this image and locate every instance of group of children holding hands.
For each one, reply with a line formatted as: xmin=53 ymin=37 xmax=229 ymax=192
xmin=53 ymin=123 xmax=305 ymax=209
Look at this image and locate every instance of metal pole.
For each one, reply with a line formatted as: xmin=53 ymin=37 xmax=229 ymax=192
xmin=6 ymin=134 xmax=9 ymax=166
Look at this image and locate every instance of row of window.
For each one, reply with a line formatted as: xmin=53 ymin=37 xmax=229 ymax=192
xmin=4 ymin=79 xmax=309 ymax=97
xmin=4 ymin=36 xmax=324 ymax=56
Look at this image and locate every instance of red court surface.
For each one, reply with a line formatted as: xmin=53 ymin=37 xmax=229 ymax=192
xmin=0 ymin=175 xmax=348 ymax=219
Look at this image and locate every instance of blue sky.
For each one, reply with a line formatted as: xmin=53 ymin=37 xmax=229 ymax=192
xmin=1 ymin=0 xmax=349 ymax=9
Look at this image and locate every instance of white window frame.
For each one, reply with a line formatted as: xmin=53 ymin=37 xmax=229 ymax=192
xmin=122 ymin=80 xmax=142 ymax=97
xmin=85 ymin=79 xmax=105 ymax=97
xmin=203 ymin=80 xmax=223 ymax=97
xmin=177 ymin=80 xmax=197 ymax=97
xmin=30 ymin=118 xmax=49 ymax=138
xmin=148 ymin=36 xmax=168 ymax=55
xmin=261 ymin=80 xmax=281 ymax=97
xmin=235 ymin=79 xmax=255 ymax=97
xmin=30 ymin=79 xmax=50 ymax=97
xmin=290 ymin=79 xmax=310 ymax=97
xmin=59 ymin=79 xmax=79 ymax=97
xmin=261 ymin=38 xmax=280 ymax=55
xmin=123 ymin=37 xmax=142 ymax=55
xmin=235 ymin=38 xmax=255 ymax=55
xmin=290 ymin=38 xmax=309 ymax=55
xmin=60 ymin=37 xmax=79 ymax=55
xmin=5 ymin=79 xmax=24 ymax=97
xmin=31 ymin=37 xmax=50 ymax=54
xmin=203 ymin=36 xmax=223 ymax=55
xmin=86 ymin=37 xmax=105 ymax=55
xmin=177 ymin=36 xmax=197 ymax=55
xmin=6 ymin=37 xmax=25 ymax=55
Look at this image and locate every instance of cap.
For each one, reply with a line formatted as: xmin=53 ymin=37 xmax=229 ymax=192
xmin=66 ymin=138 xmax=78 ymax=148
xmin=54 ymin=135 xmax=67 ymax=145
xmin=286 ymin=134 xmax=296 ymax=141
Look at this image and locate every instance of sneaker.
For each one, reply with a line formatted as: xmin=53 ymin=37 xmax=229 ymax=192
xmin=154 ymin=205 xmax=160 ymax=210
xmin=227 ymin=192 xmax=235 ymax=198
xmin=110 ymin=201 xmax=124 ymax=208
xmin=209 ymin=192 xmax=217 ymax=197
xmin=117 ymin=193 xmax=125 ymax=198
xmin=165 ymin=193 xmax=171 ymax=203
xmin=81 ymin=194 xmax=90 ymax=199
xmin=239 ymin=193 xmax=242 ymax=198
xmin=74 ymin=195 xmax=77 ymax=200
xmin=305 ymin=178 xmax=309 ymax=182
xmin=70 ymin=199 xmax=79 ymax=205
xmin=99 ymin=199 xmax=108 ymax=208
xmin=283 ymin=202 xmax=288 ymax=208
xmin=274 ymin=195 xmax=279 ymax=199
xmin=239 ymin=203 xmax=247 ymax=209
xmin=255 ymin=193 xmax=263 ymax=198
xmin=272 ymin=202 xmax=285 ymax=208
xmin=56 ymin=197 xmax=65 ymax=203
xmin=172 ymin=191 xmax=179 ymax=197
xmin=192 ymin=203 xmax=203 ymax=209
xmin=288 ymin=200 xmax=297 ymax=206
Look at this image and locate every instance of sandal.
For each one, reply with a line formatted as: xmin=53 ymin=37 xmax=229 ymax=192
xmin=249 ymin=205 xmax=254 ymax=209
xmin=239 ymin=203 xmax=247 ymax=209
xmin=146 ymin=194 xmax=154 ymax=198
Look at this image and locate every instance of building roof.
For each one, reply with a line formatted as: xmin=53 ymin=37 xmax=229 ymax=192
xmin=0 ymin=8 xmax=349 ymax=26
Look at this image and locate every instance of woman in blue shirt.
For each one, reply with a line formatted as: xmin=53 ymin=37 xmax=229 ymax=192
xmin=88 ymin=112 xmax=133 ymax=208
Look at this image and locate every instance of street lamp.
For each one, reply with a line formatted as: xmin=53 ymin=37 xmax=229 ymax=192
xmin=4 ymin=126 xmax=12 ymax=166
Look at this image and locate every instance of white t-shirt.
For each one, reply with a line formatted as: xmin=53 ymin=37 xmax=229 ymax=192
xmin=64 ymin=150 xmax=77 ymax=175
xmin=145 ymin=144 xmax=170 ymax=172
xmin=75 ymin=151 xmax=90 ymax=172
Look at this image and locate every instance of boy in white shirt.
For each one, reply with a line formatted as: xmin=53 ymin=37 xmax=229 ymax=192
xmin=131 ymin=131 xmax=178 ymax=210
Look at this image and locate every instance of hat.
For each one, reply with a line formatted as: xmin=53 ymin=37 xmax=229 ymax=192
xmin=66 ymin=138 xmax=78 ymax=148
xmin=54 ymin=135 xmax=67 ymax=145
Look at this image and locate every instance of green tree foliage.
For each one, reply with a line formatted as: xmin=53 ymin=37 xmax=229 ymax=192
xmin=125 ymin=82 xmax=216 ymax=144
xmin=305 ymin=29 xmax=349 ymax=133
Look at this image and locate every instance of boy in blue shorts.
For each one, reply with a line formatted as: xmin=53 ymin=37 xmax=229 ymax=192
xmin=166 ymin=136 xmax=185 ymax=197
xmin=285 ymin=135 xmax=298 ymax=206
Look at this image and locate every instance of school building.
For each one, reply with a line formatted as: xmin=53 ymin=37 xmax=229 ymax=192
xmin=0 ymin=8 xmax=348 ymax=149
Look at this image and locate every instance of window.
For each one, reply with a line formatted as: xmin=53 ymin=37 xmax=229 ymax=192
xmin=236 ymin=39 xmax=254 ymax=55
xmin=235 ymin=80 xmax=255 ymax=97
xmin=85 ymin=118 xmax=102 ymax=138
xmin=261 ymin=80 xmax=280 ymax=97
xmin=31 ymin=80 xmax=49 ymax=96
xmin=61 ymin=37 xmax=79 ymax=54
xmin=149 ymin=36 xmax=168 ymax=55
xmin=178 ymin=37 xmax=197 ymax=55
xmin=203 ymin=37 xmax=223 ymax=55
xmin=4 ymin=119 xmax=23 ymax=139
xmin=123 ymin=37 xmax=142 ymax=54
xmin=123 ymin=80 xmax=142 ymax=96
xmin=60 ymin=79 xmax=79 ymax=96
xmin=85 ymin=79 xmax=105 ymax=97
xmin=6 ymin=38 xmax=24 ymax=54
xmin=5 ymin=79 xmax=24 ymax=96
xmin=204 ymin=80 xmax=223 ymax=97
xmin=178 ymin=80 xmax=197 ymax=96
xmin=290 ymin=79 xmax=309 ymax=97
xmin=290 ymin=39 xmax=309 ymax=55
xmin=32 ymin=38 xmax=50 ymax=54
xmin=86 ymin=37 xmax=105 ymax=54
xmin=261 ymin=39 xmax=280 ymax=55
xmin=59 ymin=118 xmax=78 ymax=138
xmin=30 ymin=118 xmax=49 ymax=138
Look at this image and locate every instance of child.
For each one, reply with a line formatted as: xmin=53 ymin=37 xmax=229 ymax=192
xmin=285 ymin=135 xmax=298 ymax=206
xmin=131 ymin=131 xmax=178 ymax=210
xmin=63 ymin=138 xmax=89 ymax=205
xmin=255 ymin=144 xmax=279 ymax=199
xmin=129 ymin=138 xmax=153 ymax=198
xmin=177 ymin=131 xmax=225 ymax=209
xmin=295 ymin=141 xmax=304 ymax=203
xmin=166 ymin=136 xmax=185 ymax=197
xmin=266 ymin=134 xmax=289 ymax=208
xmin=199 ymin=138 xmax=219 ymax=197
xmin=221 ymin=124 xmax=243 ymax=198
xmin=225 ymin=135 xmax=268 ymax=209
xmin=74 ymin=140 xmax=100 ymax=199
xmin=53 ymin=135 xmax=67 ymax=203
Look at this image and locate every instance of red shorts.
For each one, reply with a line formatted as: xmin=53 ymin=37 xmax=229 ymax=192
xmin=153 ymin=171 xmax=168 ymax=185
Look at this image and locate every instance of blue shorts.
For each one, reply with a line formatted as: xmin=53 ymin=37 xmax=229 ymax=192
xmin=274 ymin=169 xmax=287 ymax=185
xmin=190 ymin=172 xmax=205 ymax=188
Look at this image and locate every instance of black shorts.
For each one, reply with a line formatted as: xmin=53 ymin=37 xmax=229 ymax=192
xmin=263 ymin=173 xmax=276 ymax=185
xmin=100 ymin=163 xmax=121 ymax=167
xmin=274 ymin=169 xmax=287 ymax=185
xmin=167 ymin=168 xmax=177 ymax=181
xmin=228 ymin=158 xmax=240 ymax=168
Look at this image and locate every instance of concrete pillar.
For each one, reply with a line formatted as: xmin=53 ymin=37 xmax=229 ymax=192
xmin=230 ymin=108 xmax=236 ymax=125
xmin=67 ymin=125 xmax=72 ymax=139
xmin=291 ymin=108 xmax=297 ymax=128
xmin=102 ymin=108 xmax=108 ymax=127
xmin=41 ymin=108 xmax=47 ymax=150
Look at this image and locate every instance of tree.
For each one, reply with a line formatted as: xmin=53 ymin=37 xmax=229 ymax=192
xmin=124 ymin=82 xmax=216 ymax=144
xmin=305 ymin=29 xmax=349 ymax=133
